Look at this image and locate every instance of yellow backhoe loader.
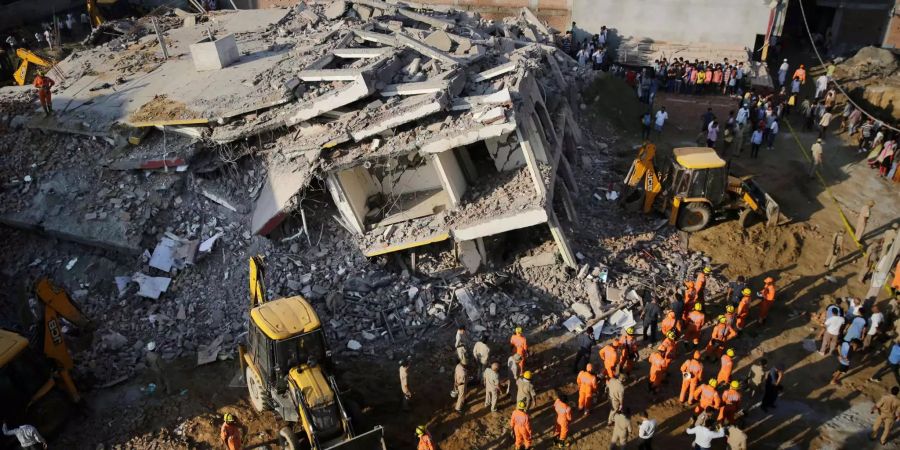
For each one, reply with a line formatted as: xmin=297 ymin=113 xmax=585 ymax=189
xmin=238 ymin=257 xmax=386 ymax=450
xmin=12 ymin=49 xmax=53 ymax=86
xmin=0 ymin=278 xmax=91 ymax=439
xmin=624 ymin=144 xmax=783 ymax=232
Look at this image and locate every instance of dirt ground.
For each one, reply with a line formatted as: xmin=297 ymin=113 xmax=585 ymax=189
xmin=6 ymin=63 xmax=900 ymax=450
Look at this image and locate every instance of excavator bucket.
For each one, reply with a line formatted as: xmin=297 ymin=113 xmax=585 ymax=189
xmin=325 ymin=427 xmax=387 ymax=450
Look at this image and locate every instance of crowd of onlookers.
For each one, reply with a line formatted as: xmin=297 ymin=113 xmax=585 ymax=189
xmin=559 ymin=24 xmax=613 ymax=72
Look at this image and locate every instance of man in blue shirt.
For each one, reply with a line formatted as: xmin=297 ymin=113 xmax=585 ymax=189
xmin=831 ymin=339 xmax=861 ymax=385
xmin=844 ymin=309 xmax=867 ymax=342
xmin=870 ymin=341 xmax=900 ymax=385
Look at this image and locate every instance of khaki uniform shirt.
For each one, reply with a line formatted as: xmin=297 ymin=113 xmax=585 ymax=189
xmin=516 ymin=378 xmax=536 ymax=405
xmin=399 ymin=366 xmax=411 ymax=396
xmin=454 ymin=364 xmax=466 ymax=387
xmin=484 ymin=368 xmax=500 ymax=392
xmin=611 ymin=413 xmax=632 ymax=442
xmin=473 ymin=341 xmax=490 ymax=365
xmin=608 ymin=377 xmax=625 ymax=407
xmin=727 ymin=426 xmax=747 ymax=450
xmin=876 ymin=395 xmax=900 ymax=419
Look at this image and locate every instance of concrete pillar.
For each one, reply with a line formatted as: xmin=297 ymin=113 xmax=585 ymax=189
xmin=547 ymin=210 xmax=577 ymax=268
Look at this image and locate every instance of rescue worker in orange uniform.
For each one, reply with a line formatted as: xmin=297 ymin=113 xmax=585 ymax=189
xmin=220 ymin=413 xmax=242 ymax=450
xmin=576 ymin=363 xmax=598 ymax=416
xmin=33 ymin=71 xmax=55 ymax=116
xmin=696 ymin=266 xmax=711 ymax=301
xmin=723 ymin=304 xmax=736 ymax=329
xmin=735 ymin=289 xmax=751 ymax=330
xmin=599 ymin=340 xmax=620 ymax=380
xmin=618 ymin=327 xmax=639 ymax=378
xmin=658 ymin=331 xmax=678 ymax=370
xmin=705 ymin=316 xmax=737 ymax=359
xmin=692 ymin=379 xmax=722 ymax=415
xmin=553 ymin=392 xmax=573 ymax=447
xmin=718 ymin=381 xmax=743 ymax=425
xmin=510 ymin=327 xmax=528 ymax=372
xmin=685 ymin=303 xmax=706 ymax=348
xmin=661 ymin=311 xmax=682 ymax=338
xmin=416 ymin=425 xmax=437 ymax=450
xmin=648 ymin=350 xmax=666 ymax=395
xmin=717 ymin=348 xmax=735 ymax=385
xmin=683 ymin=281 xmax=698 ymax=320
xmin=679 ymin=351 xmax=704 ymax=404
xmin=510 ymin=401 xmax=533 ymax=450
xmin=757 ymin=277 xmax=777 ymax=325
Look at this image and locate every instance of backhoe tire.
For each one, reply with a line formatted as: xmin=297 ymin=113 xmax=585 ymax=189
xmin=246 ymin=366 xmax=270 ymax=412
xmin=676 ymin=202 xmax=712 ymax=232
xmin=279 ymin=427 xmax=303 ymax=450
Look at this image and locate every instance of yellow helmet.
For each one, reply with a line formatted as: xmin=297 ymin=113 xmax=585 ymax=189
xmin=626 ymin=327 xmax=635 ymax=335
xmin=718 ymin=316 xmax=726 ymax=324
xmin=666 ymin=331 xmax=676 ymax=339
xmin=224 ymin=413 xmax=236 ymax=423
xmin=730 ymin=380 xmax=741 ymax=389
xmin=517 ymin=401 xmax=527 ymax=410
xmin=708 ymin=379 xmax=718 ymax=387
xmin=726 ymin=305 xmax=735 ymax=313
xmin=726 ymin=348 xmax=735 ymax=357
xmin=523 ymin=371 xmax=532 ymax=380
xmin=741 ymin=288 xmax=751 ymax=295
xmin=694 ymin=303 xmax=703 ymax=311
xmin=515 ymin=327 xmax=523 ymax=334
xmin=703 ymin=267 xmax=712 ymax=274
xmin=416 ymin=425 xmax=427 ymax=436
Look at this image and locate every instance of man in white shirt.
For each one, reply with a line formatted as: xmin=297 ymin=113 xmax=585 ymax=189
xmin=815 ymin=74 xmax=829 ymax=99
xmin=2 ymin=423 xmax=47 ymax=449
xmin=778 ymin=58 xmax=789 ymax=86
xmin=809 ymin=138 xmax=824 ymax=178
xmin=820 ymin=312 xmax=845 ymax=355
xmin=865 ymin=305 xmax=884 ymax=350
xmin=766 ymin=119 xmax=779 ymax=150
xmin=637 ymin=411 xmax=656 ymax=450
xmin=654 ymin=107 xmax=668 ymax=136
xmin=454 ymin=325 xmax=468 ymax=364
xmin=819 ymin=109 xmax=833 ymax=139
xmin=686 ymin=422 xmax=725 ymax=449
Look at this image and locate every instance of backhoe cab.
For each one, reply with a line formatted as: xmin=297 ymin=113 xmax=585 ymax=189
xmin=240 ymin=257 xmax=386 ymax=450
xmin=625 ymin=145 xmax=782 ymax=232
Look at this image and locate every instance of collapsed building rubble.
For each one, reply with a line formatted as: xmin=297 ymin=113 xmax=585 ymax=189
xmin=0 ymin=2 xmax=731 ymax=393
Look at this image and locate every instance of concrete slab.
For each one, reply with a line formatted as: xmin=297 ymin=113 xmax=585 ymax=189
xmin=452 ymin=207 xmax=548 ymax=241
xmin=332 ymin=47 xmax=391 ymax=58
xmin=350 ymin=92 xmax=447 ymax=141
xmin=251 ymin=164 xmax=314 ymax=235
xmin=46 ymin=9 xmax=292 ymax=133
xmin=471 ymin=62 xmax=517 ymax=82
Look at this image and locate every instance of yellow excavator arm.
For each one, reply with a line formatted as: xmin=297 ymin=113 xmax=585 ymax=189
xmin=34 ymin=278 xmax=91 ymax=403
xmin=623 ymin=142 xmax=662 ymax=213
xmin=13 ymin=49 xmax=53 ymax=86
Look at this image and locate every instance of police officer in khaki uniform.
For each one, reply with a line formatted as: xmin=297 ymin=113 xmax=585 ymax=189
xmin=871 ymin=386 xmax=900 ymax=445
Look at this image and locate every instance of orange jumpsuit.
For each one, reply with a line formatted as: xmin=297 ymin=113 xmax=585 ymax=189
xmin=598 ymin=344 xmax=619 ymax=379
xmin=34 ymin=75 xmax=55 ymax=111
xmin=718 ymin=388 xmax=742 ymax=424
xmin=692 ymin=384 xmax=721 ymax=414
xmin=648 ymin=352 xmax=666 ymax=389
xmin=705 ymin=323 xmax=737 ymax=357
xmin=553 ymin=398 xmax=572 ymax=441
xmin=717 ymin=354 xmax=734 ymax=385
xmin=695 ymin=272 xmax=707 ymax=300
xmin=220 ymin=423 xmax=242 ymax=450
xmin=618 ymin=334 xmax=638 ymax=375
xmin=658 ymin=337 xmax=677 ymax=369
xmin=576 ymin=370 xmax=598 ymax=411
xmin=679 ymin=358 xmax=704 ymax=403
xmin=683 ymin=289 xmax=698 ymax=320
xmin=793 ymin=67 xmax=806 ymax=84
xmin=758 ymin=284 xmax=776 ymax=322
xmin=510 ymin=409 xmax=532 ymax=449
xmin=417 ymin=433 xmax=436 ymax=450
xmin=661 ymin=311 xmax=681 ymax=337
xmin=735 ymin=295 xmax=751 ymax=329
xmin=685 ymin=310 xmax=706 ymax=345
xmin=724 ymin=311 xmax=736 ymax=329
xmin=511 ymin=334 xmax=528 ymax=371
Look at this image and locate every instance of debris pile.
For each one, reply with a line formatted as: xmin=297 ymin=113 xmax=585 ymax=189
xmin=832 ymin=46 xmax=900 ymax=121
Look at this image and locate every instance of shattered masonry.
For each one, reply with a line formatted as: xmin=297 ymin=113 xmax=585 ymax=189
xmin=25 ymin=1 xmax=586 ymax=269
